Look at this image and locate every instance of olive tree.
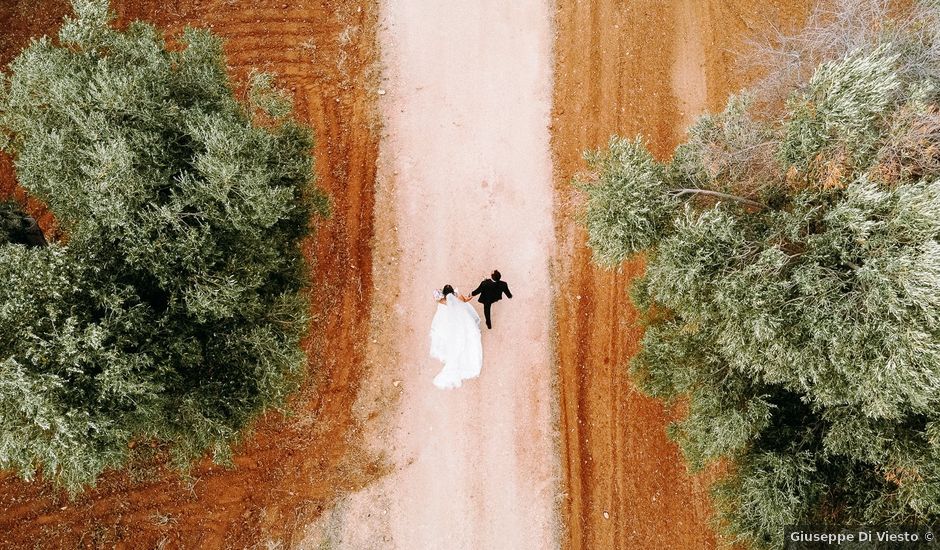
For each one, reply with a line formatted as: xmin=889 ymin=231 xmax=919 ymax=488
xmin=0 ymin=0 xmax=324 ymax=493
xmin=582 ymin=1 xmax=940 ymax=546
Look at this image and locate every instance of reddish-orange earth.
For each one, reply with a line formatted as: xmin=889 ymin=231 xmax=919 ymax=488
xmin=551 ymin=1 xmax=812 ymax=548
xmin=0 ymin=1 xmax=382 ymax=548
xmin=0 ymin=0 xmax=823 ymax=548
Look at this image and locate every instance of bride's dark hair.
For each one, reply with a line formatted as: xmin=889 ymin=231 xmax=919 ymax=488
xmin=442 ymin=285 xmax=455 ymax=296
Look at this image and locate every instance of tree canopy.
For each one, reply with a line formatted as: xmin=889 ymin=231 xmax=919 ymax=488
xmin=0 ymin=0 xmax=323 ymax=493
xmin=582 ymin=0 xmax=940 ymax=546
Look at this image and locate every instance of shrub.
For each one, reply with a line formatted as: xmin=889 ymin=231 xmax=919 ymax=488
xmin=0 ymin=0 xmax=323 ymax=493
xmin=581 ymin=137 xmax=676 ymax=265
xmin=582 ymin=0 xmax=940 ymax=546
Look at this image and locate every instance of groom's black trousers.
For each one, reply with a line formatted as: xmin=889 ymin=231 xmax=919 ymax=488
xmin=483 ymin=302 xmax=493 ymax=329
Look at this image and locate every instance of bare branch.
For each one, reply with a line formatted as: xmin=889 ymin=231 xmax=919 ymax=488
xmin=669 ymin=188 xmax=766 ymax=209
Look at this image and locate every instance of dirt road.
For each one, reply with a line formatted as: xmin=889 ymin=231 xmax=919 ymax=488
xmin=302 ymin=0 xmax=559 ymax=547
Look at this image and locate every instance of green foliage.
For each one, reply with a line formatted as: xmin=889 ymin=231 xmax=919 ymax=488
xmin=581 ymin=136 xmax=675 ymax=265
xmin=781 ymin=45 xmax=901 ymax=173
xmin=671 ymin=94 xmax=779 ymax=196
xmin=713 ymin=447 xmax=827 ymax=548
xmin=581 ymin=1 xmax=940 ymax=546
xmin=0 ymin=0 xmax=322 ymax=493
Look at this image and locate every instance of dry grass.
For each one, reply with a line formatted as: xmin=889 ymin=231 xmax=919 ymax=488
xmin=701 ymin=0 xmax=940 ymax=195
xmin=742 ymin=0 xmax=890 ymax=108
xmin=742 ymin=0 xmax=940 ymax=113
xmin=871 ymin=104 xmax=940 ymax=184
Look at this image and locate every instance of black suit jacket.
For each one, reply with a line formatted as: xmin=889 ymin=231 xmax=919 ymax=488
xmin=471 ymin=278 xmax=512 ymax=304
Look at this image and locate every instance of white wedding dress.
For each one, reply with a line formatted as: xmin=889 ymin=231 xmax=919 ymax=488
xmin=429 ymin=293 xmax=483 ymax=389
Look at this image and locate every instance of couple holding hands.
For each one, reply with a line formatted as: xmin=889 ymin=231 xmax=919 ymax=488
xmin=429 ymin=270 xmax=512 ymax=389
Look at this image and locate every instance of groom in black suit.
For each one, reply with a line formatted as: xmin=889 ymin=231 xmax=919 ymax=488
xmin=471 ymin=270 xmax=512 ymax=329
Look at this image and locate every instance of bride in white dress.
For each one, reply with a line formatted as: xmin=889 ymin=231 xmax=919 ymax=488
xmin=429 ymin=285 xmax=483 ymax=389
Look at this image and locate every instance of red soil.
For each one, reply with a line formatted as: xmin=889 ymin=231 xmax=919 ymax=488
xmin=551 ymin=1 xmax=813 ymax=548
xmin=0 ymin=1 xmax=381 ymax=547
xmin=0 ymin=1 xmax=827 ymax=547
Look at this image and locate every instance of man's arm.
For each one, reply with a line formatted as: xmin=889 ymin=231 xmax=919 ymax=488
xmin=471 ymin=282 xmax=485 ymax=296
xmin=503 ymin=282 xmax=512 ymax=299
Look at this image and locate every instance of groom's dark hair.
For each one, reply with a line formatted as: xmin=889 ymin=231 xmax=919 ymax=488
xmin=491 ymin=270 xmax=501 ymax=281
xmin=442 ymin=284 xmax=455 ymax=296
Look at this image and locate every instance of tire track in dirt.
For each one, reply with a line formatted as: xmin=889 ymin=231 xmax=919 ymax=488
xmin=551 ymin=1 xmax=812 ymax=548
xmin=0 ymin=1 xmax=382 ymax=547
xmin=302 ymin=0 xmax=560 ymax=547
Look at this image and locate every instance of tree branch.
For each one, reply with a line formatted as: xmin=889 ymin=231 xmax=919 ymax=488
xmin=669 ymin=188 xmax=766 ymax=209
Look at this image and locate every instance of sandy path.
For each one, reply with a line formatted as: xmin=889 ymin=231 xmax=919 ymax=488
xmin=302 ymin=0 xmax=559 ymax=548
